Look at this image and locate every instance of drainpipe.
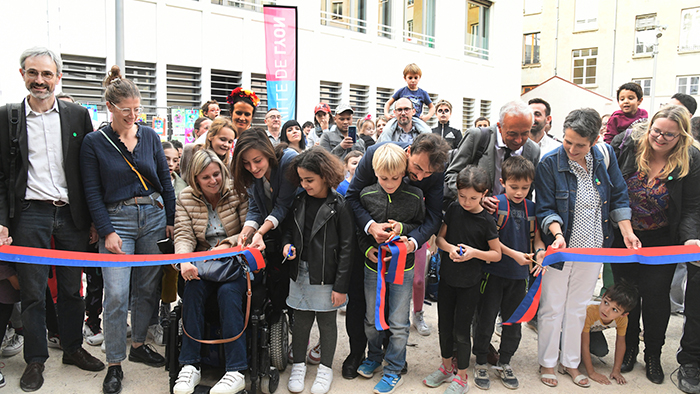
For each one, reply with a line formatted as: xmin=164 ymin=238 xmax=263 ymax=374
xmin=115 ymin=0 xmax=125 ymax=71
xmin=553 ymin=0 xmax=560 ymax=76
xmin=610 ymin=0 xmax=619 ymax=97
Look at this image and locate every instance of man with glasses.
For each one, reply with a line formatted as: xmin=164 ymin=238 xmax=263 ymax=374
xmin=319 ymin=103 xmax=365 ymax=159
xmin=377 ymin=97 xmax=432 ymax=144
xmin=0 ymin=47 xmax=104 ymax=392
xmin=432 ymin=99 xmax=462 ymax=149
xmin=264 ymin=108 xmax=283 ymax=145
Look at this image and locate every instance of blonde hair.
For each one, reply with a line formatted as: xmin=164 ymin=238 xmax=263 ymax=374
xmin=186 ymin=149 xmax=229 ymax=196
xmin=372 ymin=144 xmax=407 ymax=176
xmin=403 ymin=63 xmax=422 ymax=77
xmin=636 ymin=105 xmax=696 ymax=179
xmin=204 ymin=118 xmax=235 ymax=166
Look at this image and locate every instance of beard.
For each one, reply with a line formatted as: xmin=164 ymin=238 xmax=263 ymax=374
xmin=29 ymin=83 xmax=53 ymax=100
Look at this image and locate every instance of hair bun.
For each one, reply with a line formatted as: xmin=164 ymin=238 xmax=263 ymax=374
xmin=103 ymin=65 xmax=123 ymax=87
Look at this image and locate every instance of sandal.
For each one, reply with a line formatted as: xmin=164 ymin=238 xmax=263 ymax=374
xmin=539 ymin=366 xmax=558 ymax=387
xmin=558 ymin=364 xmax=590 ymax=388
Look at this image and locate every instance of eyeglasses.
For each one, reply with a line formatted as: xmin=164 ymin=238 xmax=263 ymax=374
xmin=395 ymin=107 xmax=412 ymax=113
xmin=110 ymin=102 xmax=143 ymax=116
xmin=23 ymin=69 xmax=55 ymax=79
xmin=266 ymin=115 xmax=282 ymax=120
xmin=650 ymin=128 xmax=680 ymax=141
xmin=437 ymin=109 xmax=450 ymax=114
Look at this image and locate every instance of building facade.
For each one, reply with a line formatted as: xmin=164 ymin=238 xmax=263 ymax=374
xmin=0 ymin=0 xmax=522 ymax=135
xmin=521 ymin=0 xmax=700 ymax=115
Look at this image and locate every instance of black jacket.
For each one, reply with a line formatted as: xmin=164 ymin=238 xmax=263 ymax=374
xmin=614 ymin=137 xmax=700 ymax=244
xmin=432 ymin=121 xmax=462 ymax=149
xmin=0 ymin=99 xmax=93 ymax=230
xmin=281 ymin=189 xmax=355 ymax=293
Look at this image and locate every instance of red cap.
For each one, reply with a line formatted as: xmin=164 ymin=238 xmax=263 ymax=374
xmin=314 ymin=103 xmax=331 ymax=115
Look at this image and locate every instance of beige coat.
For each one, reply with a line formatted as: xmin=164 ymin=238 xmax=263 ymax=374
xmin=174 ymin=182 xmax=248 ymax=254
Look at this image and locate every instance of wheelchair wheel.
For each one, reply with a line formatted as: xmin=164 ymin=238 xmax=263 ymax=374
xmin=269 ymin=312 xmax=289 ymax=372
xmin=260 ymin=367 xmax=279 ymax=394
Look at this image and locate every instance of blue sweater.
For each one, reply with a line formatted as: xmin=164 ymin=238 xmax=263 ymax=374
xmin=80 ymin=124 xmax=176 ymax=237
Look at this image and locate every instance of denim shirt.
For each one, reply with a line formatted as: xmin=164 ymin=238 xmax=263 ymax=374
xmin=535 ymin=143 xmax=631 ymax=269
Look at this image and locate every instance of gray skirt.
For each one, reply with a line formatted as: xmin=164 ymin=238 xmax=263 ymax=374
xmin=286 ymin=260 xmax=346 ymax=312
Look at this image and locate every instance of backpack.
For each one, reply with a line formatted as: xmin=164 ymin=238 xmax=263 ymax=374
xmin=495 ymin=194 xmax=537 ymax=253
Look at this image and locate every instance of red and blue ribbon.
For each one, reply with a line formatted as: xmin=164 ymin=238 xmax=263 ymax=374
xmin=503 ymin=245 xmax=700 ymax=325
xmin=0 ymin=244 xmax=266 ymax=271
xmin=375 ymin=236 xmax=408 ymax=331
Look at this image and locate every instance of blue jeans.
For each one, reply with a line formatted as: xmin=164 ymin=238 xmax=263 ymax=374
xmin=99 ymin=201 xmax=165 ymax=364
xmin=11 ymin=201 xmax=88 ymax=364
xmin=364 ymin=266 xmax=414 ymax=375
xmin=179 ymin=275 xmax=248 ymax=371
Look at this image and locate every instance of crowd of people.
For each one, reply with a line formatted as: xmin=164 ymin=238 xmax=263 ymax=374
xmin=1 ymin=47 xmax=700 ymax=394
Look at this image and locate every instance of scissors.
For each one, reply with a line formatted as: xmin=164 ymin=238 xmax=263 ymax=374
xmin=282 ymin=245 xmax=294 ymax=264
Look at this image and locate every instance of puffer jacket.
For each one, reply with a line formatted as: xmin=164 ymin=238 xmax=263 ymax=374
xmin=174 ymin=182 xmax=248 ymax=253
xmin=281 ymin=190 xmax=355 ymax=294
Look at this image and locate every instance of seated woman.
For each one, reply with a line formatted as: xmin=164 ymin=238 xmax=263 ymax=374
xmin=180 ymin=118 xmax=236 ymax=182
xmin=280 ymin=120 xmax=307 ymax=152
xmin=173 ymin=149 xmax=249 ymax=394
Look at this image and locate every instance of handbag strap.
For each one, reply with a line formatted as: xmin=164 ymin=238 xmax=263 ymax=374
xmin=181 ymin=270 xmax=252 ymax=344
xmin=99 ymin=129 xmax=153 ymax=191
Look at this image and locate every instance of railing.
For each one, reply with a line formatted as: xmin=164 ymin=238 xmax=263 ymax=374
xmin=377 ymin=23 xmax=393 ymax=39
xmin=319 ymin=10 xmax=367 ymax=34
xmin=464 ymin=34 xmax=489 ymax=60
xmin=402 ymin=29 xmax=436 ymax=48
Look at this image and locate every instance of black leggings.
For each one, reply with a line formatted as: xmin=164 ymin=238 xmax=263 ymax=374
xmin=292 ymin=309 xmax=337 ymax=368
xmin=437 ymin=281 xmax=479 ymax=370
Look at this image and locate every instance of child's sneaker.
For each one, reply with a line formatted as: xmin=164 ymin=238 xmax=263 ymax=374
xmin=444 ymin=374 xmax=469 ymax=394
xmin=310 ymin=364 xmax=333 ymax=394
xmin=307 ymin=341 xmax=321 ymax=365
xmin=357 ymin=359 xmax=383 ymax=378
xmin=148 ymin=324 xmax=164 ymax=346
xmin=473 ymin=364 xmax=490 ymax=390
xmin=413 ymin=311 xmax=431 ymax=336
xmin=494 ymin=362 xmax=519 ymax=389
xmin=0 ymin=369 xmax=5 ymax=388
xmin=287 ymin=363 xmax=306 ymax=393
xmin=2 ymin=331 xmax=23 ymax=357
xmin=173 ymin=365 xmax=201 ymax=394
xmin=373 ymin=373 xmax=403 ymax=394
xmin=423 ymin=364 xmax=455 ymax=387
xmin=83 ymin=324 xmax=104 ymax=346
xmin=210 ymin=371 xmax=245 ymax=394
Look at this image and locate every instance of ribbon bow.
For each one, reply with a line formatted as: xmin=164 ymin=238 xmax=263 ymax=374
xmin=374 ymin=236 xmax=408 ymax=331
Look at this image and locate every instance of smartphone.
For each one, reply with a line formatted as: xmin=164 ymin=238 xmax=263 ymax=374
xmin=348 ymin=125 xmax=357 ymax=143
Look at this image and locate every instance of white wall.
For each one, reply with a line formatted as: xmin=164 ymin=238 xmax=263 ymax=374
xmin=0 ymin=0 xmax=522 ymax=128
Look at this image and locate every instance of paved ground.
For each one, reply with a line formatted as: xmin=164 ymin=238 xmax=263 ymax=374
xmin=1 ymin=279 xmax=689 ymax=394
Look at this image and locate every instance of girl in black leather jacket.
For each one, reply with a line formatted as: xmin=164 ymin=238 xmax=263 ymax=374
xmin=281 ymin=147 xmax=355 ymax=394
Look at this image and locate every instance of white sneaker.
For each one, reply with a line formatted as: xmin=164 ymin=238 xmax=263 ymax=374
xmin=307 ymin=341 xmax=321 ymax=365
xmin=413 ymin=311 xmax=431 ymax=336
xmin=210 ymin=371 xmax=245 ymax=394
xmin=83 ymin=324 xmax=104 ymax=346
xmin=288 ymin=362 xmax=307 ymax=393
xmin=47 ymin=334 xmax=61 ymax=349
xmin=0 ymin=369 xmax=5 ymax=388
xmin=148 ymin=323 xmax=164 ymax=346
xmin=2 ymin=333 xmax=23 ymax=357
xmin=126 ymin=323 xmax=132 ymax=338
xmin=173 ymin=365 xmax=201 ymax=394
xmin=101 ymin=341 xmax=106 ymax=353
xmin=311 ymin=364 xmax=333 ymax=394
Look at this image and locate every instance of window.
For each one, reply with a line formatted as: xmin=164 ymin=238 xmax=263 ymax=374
xmin=376 ymin=87 xmax=393 ymax=118
xmin=680 ymin=7 xmax=700 ymax=52
xmin=523 ymin=0 xmax=542 ymax=15
xmin=320 ymin=80 xmax=342 ymax=113
xmin=465 ymin=1 xmax=491 ymax=59
xmin=350 ymin=84 xmax=370 ymax=118
xmin=480 ymin=99 xmax=491 ymax=120
xmin=126 ymin=61 xmax=156 ymax=120
xmin=632 ymin=79 xmax=652 ymax=96
xmin=60 ymin=54 xmax=106 ymax=110
xmin=250 ymin=73 xmax=268 ymax=128
xmin=210 ymin=0 xmax=274 ymax=12
xmin=403 ymin=0 xmax=436 ymax=48
xmin=378 ymin=0 xmax=392 ymax=38
xmin=166 ymin=65 xmax=201 ymax=108
xmin=572 ymin=48 xmax=597 ymax=86
xmin=462 ymin=97 xmax=476 ymax=131
xmin=523 ymin=32 xmax=540 ymax=65
xmin=321 ymin=0 xmax=367 ymax=33
xmin=677 ymin=75 xmax=700 ymax=96
xmin=634 ymin=14 xmax=656 ymax=55
xmin=211 ymin=69 xmax=242 ymax=117
xmin=574 ymin=0 xmax=598 ymax=31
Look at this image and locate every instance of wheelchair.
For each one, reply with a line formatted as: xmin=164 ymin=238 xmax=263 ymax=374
xmin=164 ymin=258 xmax=290 ymax=394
